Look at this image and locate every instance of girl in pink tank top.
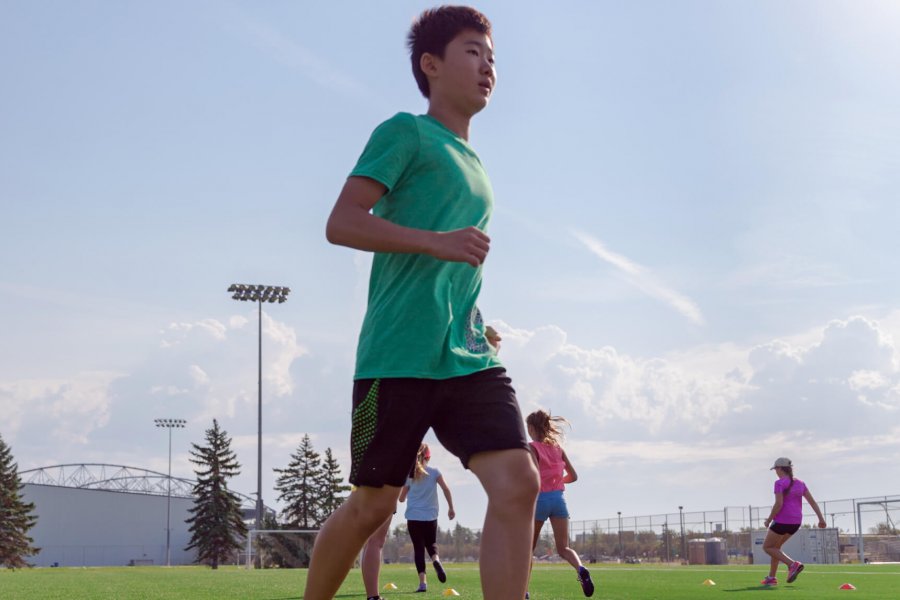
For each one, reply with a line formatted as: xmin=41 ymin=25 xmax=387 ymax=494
xmin=759 ymin=457 xmax=826 ymax=587
xmin=525 ymin=410 xmax=594 ymax=598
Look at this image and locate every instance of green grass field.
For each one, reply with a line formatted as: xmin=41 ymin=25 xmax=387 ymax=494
xmin=1 ymin=563 xmax=897 ymax=599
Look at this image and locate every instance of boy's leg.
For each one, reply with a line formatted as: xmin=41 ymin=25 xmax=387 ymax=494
xmin=431 ymin=367 xmax=537 ymax=599
xmin=469 ymin=448 xmax=540 ymax=600
xmin=308 ymin=376 xmax=432 ymax=598
xmin=304 ymin=485 xmax=400 ymax=600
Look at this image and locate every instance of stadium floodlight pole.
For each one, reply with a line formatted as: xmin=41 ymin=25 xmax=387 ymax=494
xmin=155 ymin=418 xmax=186 ymax=567
xmin=678 ymin=506 xmax=685 ymax=561
xmin=227 ymin=284 xmax=290 ymax=537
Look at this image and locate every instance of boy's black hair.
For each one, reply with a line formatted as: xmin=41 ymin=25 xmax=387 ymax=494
xmin=407 ymin=5 xmax=492 ymax=98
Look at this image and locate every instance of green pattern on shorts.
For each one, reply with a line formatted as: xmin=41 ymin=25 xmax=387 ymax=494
xmin=350 ymin=379 xmax=380 ymax=482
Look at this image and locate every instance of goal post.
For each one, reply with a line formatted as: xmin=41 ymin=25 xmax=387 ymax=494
xmin=244 ymin=529 xmax=320 ymax=569
xmin=856 ymin=499 xmax=900 ymax=564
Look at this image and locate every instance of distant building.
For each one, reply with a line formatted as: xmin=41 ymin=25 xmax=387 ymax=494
xmin=20 ymin=464 xmax=260 ymax=567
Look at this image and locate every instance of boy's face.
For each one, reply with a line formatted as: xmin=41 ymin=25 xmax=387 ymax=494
xmin=426 ymin=29 xmax=496 ymax=115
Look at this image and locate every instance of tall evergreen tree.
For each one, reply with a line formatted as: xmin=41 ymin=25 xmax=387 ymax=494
xmin=318 ymin=447 xmax=351 ymax=519
xmin=184 ymin=419 xmax=248 ymax=569
xmin=274 ymin=434 xmax=323 ymax=528
xmin=0 ymin=435 xmax=39 ymax=568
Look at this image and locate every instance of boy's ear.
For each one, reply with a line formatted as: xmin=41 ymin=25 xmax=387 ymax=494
xmin=420 ymin=52 xmax=440 ymax=78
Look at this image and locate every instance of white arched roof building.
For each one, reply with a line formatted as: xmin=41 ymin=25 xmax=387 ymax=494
xmin=20 ymin=464 xmax=259 ymax=567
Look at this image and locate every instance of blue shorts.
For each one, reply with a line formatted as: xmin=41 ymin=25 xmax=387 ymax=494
xmin=535 ymin=490 xmax=569 ymax=521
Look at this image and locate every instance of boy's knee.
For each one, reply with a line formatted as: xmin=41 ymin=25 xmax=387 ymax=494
xmin=489 ymin=470 xmax=539 ymax=508
xmin=473 ymin=449 xmax=540 ymax=507
xmin=345 ymin=489 xmax=398 ymax=529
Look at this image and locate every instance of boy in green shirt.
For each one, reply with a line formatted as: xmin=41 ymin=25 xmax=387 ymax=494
xmin=305 ymin=7 xmax=539 ymax=599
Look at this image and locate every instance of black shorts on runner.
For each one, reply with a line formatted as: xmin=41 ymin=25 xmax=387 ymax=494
xmin=769 ymin=522 xmax=801 ymax=535
xmin=349 ymin=367 xmax=529 ymax=488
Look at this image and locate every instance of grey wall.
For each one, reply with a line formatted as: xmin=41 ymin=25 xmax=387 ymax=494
xmin=22 ymin=484 xmax=199 ymax=567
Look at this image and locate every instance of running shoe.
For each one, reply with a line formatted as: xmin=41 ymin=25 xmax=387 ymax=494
xmin=577 ymin=566 xmax=595 ymax=597
xmin=787 ymin=561 xmax=805 ymax=583
xmin=415 ymin=583 xmax=427 ymax=593
xmin=761 ymin=576 xmax=778 ymax=586
xmin=433 ymin=559 xmax=447 ymax=583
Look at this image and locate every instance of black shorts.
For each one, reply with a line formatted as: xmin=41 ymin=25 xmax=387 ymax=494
xmin=349 ymin=367 xmax=529 ymax=487
xmin=769 ymin=522 xmax=801 ymax=535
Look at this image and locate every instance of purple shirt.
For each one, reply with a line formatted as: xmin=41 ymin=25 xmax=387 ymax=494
xmin=773 ymin=477 xmax=807 ymax=524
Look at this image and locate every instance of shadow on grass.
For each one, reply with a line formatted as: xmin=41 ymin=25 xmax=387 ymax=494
xmin=722 ymin=586 xmax=780 ymax=592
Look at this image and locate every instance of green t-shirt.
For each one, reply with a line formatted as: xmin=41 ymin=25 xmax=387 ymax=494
xmin=349 ymin=112 xmax=502 ymax=380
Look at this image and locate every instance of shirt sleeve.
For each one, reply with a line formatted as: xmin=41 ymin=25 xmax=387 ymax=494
xmin=349 ymin=112 xmax=419 ymax=192
xmin=774 ymin=479 xmax=786 ymax=494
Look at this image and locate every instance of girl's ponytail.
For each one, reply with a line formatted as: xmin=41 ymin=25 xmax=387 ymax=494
xmin=411 ymin=443 xmax=430 ymax=481
xmin=526 ymin=410 xmax=570 ymax=447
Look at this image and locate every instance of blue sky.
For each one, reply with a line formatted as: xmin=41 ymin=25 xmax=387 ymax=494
xmin=2 ymin=1 xmax=899 ymax=534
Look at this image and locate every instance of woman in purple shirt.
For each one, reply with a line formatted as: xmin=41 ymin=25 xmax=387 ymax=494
xmin=761 ymin=457 xmax=826 ymax=586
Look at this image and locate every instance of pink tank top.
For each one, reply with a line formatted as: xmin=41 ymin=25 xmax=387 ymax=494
xmin=530 ymin=441 xmax=565 ymax=492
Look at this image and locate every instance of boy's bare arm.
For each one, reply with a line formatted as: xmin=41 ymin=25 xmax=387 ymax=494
xmin=326 ymin=176 xmax=491 ymax=267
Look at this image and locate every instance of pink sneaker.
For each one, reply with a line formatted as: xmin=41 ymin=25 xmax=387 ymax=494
xmin=761 ymin=576 xmax=778 ymax=586
xmin=787 ymin=561 xmax=804 ymax=583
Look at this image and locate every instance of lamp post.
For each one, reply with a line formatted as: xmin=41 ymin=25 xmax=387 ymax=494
xmin=227 ymin=284 xmax=290 ymax=534
xmin=664 ymin=515 xmax=670 ymax=562
xmin=617 ymin=511 xmax=623 ymax=560
xmin=155 ymin=418 xmax=186 ymax=567
xmin=678 ymin=506 xmax=685 ymax=561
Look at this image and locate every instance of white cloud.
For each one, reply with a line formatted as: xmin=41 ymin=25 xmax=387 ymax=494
xmin=493 ymin=314 xmax=900 ymax=446
xmin=0 ymin=371 xmax=121 ymax=445
xmin=7 ymin=311 xmax=900 ymax=523
xmin=571 ymin=230 xmax=704 ymax=325
xmin=188 ymin=365 xmax=210 ymax=387
xmin=495 ymin=321 xmax=744 ymax=437
xmin=848 ymin=370 xmax=889 ymax=391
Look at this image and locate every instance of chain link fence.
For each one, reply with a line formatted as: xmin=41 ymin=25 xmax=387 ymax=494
xmin=566 ymin=494 xmax=900 ymax=564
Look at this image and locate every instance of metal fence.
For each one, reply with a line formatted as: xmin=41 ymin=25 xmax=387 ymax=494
xmin=566 ymin=494 xmax=900 ymax=564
